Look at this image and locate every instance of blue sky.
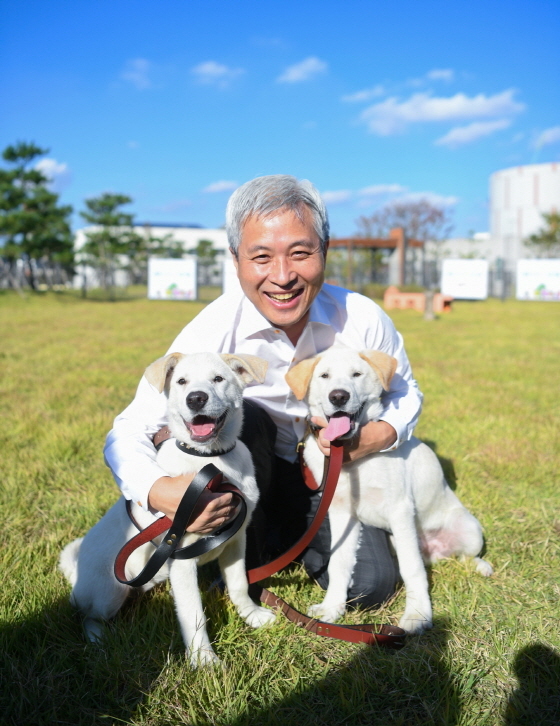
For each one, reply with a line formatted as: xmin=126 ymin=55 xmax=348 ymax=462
xmin=1 ymin=0 xmax=559 ymax=237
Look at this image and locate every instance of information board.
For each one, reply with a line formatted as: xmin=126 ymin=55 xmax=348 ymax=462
xmin=516 ymin=259 xmax=560 ymax=301
xmin=441 ymin=259 xmax=489 ymax=299
xmin=148 ymin=257 xmax=197 ymax=300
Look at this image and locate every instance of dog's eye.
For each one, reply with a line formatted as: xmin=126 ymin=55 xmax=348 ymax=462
xmin=319 ymin=373 xmax=329 ymax=379
xmin=213 ymin=376 xmax=224 ymax=383
xmin=352 ymin=372 xmax=362 ymax=378
xmin=177 ymin=378 xmax=186 ymax=385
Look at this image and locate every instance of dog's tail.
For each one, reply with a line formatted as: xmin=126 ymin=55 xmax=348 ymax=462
xmin=58 ymin=538 xmax=83 ymax=587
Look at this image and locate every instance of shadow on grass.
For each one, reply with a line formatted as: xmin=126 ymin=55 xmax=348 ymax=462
xmin=504 ymin=643 xmax=560 ymax=725
xmin=231 ymin=618 xmax=461 ymax=726
xmin=0 ymin=589 xmax=180 ymax=726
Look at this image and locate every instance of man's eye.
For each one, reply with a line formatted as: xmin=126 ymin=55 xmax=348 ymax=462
xmin=177 ymin=378 xmax=186 ymax=385
xmin=213 ymin=376 xmax=224 ymax=383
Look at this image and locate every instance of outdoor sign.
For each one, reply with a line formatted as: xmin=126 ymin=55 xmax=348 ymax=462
xmin=148 ymin=257 xmax=197 ymax=300
xmin=516 ymin=259 xmax=560 ymax=301
xmin=441 ymin=259 xmax=489 ymax=300
xmin=223 ymin=257 xmax=242 ymax=294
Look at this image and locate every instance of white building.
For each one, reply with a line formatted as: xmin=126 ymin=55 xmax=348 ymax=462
xmin=73 ymin=223 xmax=232 ymax=289
xmin=490 ymin=162 xmax=560 ymax=268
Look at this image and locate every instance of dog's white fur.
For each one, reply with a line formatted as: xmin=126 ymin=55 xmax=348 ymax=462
xmin=59 ymin=352 xmax=275 ymax=667
xmin=286 ymin=347 xmax=493 ymax=634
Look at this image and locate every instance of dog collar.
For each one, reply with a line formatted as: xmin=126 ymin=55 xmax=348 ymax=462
xmin=175 ymin=440 xmax=236 ymax=457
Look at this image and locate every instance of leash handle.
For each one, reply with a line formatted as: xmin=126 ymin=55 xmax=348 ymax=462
xmin=114 ymin=465 xmax=246 ymax=587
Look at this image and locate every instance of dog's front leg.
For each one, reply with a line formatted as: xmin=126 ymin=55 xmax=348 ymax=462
xmin=218 ymin=533 xmax=276 ymax=628
xmin=307 ymin=508 xmax=361 ymax=622
xmin=169 ymin=559 xmax=219 ymax=668
xmin=388 ymin=501 xmax=433 ymax=634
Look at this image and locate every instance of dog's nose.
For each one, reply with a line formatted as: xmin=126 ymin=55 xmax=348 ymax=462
xmin=329 ymin=389 xmax=350 ymax=407
xmin=186 ymin=391 xmax=209 ymax=411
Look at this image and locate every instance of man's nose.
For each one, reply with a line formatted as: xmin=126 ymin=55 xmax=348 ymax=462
xmin=268 ymin=255 xmax=296 ymax=286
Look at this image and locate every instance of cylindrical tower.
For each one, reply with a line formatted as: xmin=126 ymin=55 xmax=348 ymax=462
xmin=490 ymin=162 xmax=560 ymax=267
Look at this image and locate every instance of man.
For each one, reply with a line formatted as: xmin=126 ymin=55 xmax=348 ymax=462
xmin=105 ymin=175 xmax=423 ymax=606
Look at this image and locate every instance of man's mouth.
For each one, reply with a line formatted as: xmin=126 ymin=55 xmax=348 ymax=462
xmin=183 ymin=411 xmax=227 ymax=443
xmin=265 ymin=289 xmax=303 ymax=305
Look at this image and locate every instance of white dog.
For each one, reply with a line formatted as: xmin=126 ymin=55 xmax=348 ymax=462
xmin=59 ymin=352 xmax=275 ymax=667
xmin=286 ymin=347 xmax=493 ymax=634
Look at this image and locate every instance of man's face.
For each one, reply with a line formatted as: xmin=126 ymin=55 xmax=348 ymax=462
xmin=232 ymin=207 xmax=326 ymax=344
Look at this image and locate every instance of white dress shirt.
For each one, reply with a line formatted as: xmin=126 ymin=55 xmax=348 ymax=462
xmin=104 ymin=283 xmax=423 ymax=511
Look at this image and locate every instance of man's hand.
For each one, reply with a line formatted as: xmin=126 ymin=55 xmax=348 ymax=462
xmin=148 ymin=474 xmax=240 ymax=534
xmin=310 ymin=417 xmax=397 ymax=462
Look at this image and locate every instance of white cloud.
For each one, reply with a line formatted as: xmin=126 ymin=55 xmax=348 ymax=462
xmin=321 ymin=190 xmax=352 ymax=205
xmin=435 ymin=119 xmax=511 ymax=148
xmin=426 ymin=68 xmax=455 ymax=82
xmin=191 ymin=61 xmax=244 ymax=87
xmin=358 ymin=184 xmax=407 ymax=196
xmin=341 ymin=85 xmax=385 ymax=103
xmin=359 ymin=89 xmax=524 ymax=135
xmin=396 ymin=191 xmax=459 ymax=207
xmin=277 ymin=56 xmax=327 ymax=83
xmin=534 ymin=125 xmax=560 ymax=148
xmin=127 ymin=140 xmax=139 ymax=149
xmin=35 ymin=158 xmax=71 ymax=191
xmin=120 ymin=58 xmax=152 ymax=90
xmin=202 ymin=180 xmax=239 ymax=193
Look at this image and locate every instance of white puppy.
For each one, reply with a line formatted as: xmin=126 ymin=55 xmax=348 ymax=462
xmin=286 ymin=347 xmax=493 ymax=634
xmin=59 ymin=352 xmax=275 ymax=667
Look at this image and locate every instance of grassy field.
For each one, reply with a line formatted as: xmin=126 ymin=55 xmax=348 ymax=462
xmin=1 ymin=290 xmax=559 ymax=726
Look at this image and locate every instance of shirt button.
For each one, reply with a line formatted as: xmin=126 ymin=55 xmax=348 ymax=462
xmin=295 ymin=417 xmax=300 ymax=422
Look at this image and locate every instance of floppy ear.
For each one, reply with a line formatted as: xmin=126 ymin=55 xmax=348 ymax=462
xmin=220 ymin=354 xmax=268 ymax=385
xmin=359 ymin=350 xmax=397 ymax=391
xmin=144 ymin=352 xmax=184 ymax=393
xmin=285 ymin=357 xmax=320 ymax=401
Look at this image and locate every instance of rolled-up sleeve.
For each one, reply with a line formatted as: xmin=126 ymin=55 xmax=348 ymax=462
xmin=104 ymin=376 xmax=172 ymax=511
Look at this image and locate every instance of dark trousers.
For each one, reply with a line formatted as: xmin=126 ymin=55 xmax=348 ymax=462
xmin=240 ymin=401 xmax=400 ymax=609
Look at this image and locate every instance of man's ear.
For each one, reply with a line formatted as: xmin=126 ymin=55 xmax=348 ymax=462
xmin=144 ymin=352 xmax=183 ymax=393
xmin=285 ymin=357 xmax=320 ymax=400
xmin=359 ymin=351 xmax=397 ymax=391
xmin=220 ymin=354 xmax=268 ymax=385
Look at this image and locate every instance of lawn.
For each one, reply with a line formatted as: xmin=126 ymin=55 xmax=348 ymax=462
xmin=1 ymin=290 xmax=559 ymax=726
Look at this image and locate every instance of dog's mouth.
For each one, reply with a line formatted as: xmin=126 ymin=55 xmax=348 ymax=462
xmin=183 ymin=411 xmax=228 ymax=443
xmin=323 ymin=406 xmax=364 ymax=442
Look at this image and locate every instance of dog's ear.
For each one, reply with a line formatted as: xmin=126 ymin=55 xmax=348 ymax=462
xmin=285 ymin=357 xmax=320 ymax=400
xmin=220 ymin=354 xmax=268 ymax=385
xmin=359 ymin=350 xmax=397 ymax=391
xmin=144 ymin=352 xmax=184 ymax=393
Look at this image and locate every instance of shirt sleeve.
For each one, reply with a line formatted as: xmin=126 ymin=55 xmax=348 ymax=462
xmin=362 ymin=301 xmax=423 ymax=451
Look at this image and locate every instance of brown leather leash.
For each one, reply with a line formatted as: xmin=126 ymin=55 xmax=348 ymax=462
xmin=114 ymin=432 xmax=406 ymax=649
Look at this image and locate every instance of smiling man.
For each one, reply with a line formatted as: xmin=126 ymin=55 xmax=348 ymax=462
xmin=105 ymin=175 xmax=423 ymax=609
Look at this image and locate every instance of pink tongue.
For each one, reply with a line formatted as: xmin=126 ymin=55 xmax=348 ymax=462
xmin=191 ymin=422 xmax=216 ymax=437
xmin=323 ymin=415 xmax=351 ymax=441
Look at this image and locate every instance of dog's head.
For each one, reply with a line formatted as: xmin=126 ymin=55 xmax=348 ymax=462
xmin=285 ymin=347 xmax=396 ymax=440
xmin=145 ymin=352 xmax=267 ymax=450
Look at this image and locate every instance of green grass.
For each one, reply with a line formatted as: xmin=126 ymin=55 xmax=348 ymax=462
xmin=1 ymin=291 xmax=559 ymax=726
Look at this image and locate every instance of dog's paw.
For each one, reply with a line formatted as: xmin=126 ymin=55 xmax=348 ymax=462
xmin=398 ymin=610 xmax=433 ymax=634
xmin=189 ymin=647 xmax=221 ymax=669
xmin=243 ymin=606 xmax=276 ymax=629
xmin=474 ymin=557 xmax=493 ymax=577
xmin=307 ymin=602 xmax=346 ymax=622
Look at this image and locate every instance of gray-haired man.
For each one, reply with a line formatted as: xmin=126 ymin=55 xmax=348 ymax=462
xmin=105 ymin=175 xmax=423 ymax=607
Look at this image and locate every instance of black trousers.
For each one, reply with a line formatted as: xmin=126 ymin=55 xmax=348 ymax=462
xmin=240 ymin=401 xmax=400 ymax=609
